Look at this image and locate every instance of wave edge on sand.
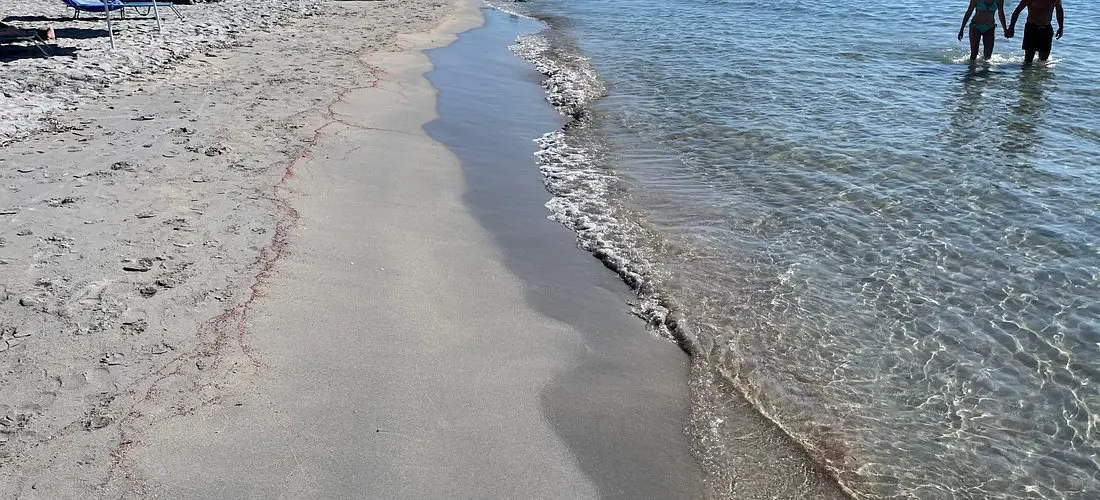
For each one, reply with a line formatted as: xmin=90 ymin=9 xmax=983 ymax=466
xmin=508 ymin=16 xmax=859 ymax=500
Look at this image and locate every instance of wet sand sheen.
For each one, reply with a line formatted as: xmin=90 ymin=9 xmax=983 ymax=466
xmin=425 ymin=10 xmax=704 ymax=497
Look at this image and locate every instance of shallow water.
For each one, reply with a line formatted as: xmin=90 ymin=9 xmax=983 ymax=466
xmin=502 ymin=0 xmax=1100 ymax=498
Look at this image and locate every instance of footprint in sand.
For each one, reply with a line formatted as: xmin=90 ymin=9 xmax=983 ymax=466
xmin=147 ymin=342 xmax=173 ymax=355
xmin=18 ymin=296 xmax=47 ymax=308
xmin=122 ymin=258 xmax=154 ymax=272
xmin=0 ymin=408 xmax=36 ymax=437
xmin=121 ymin=319 xmax=148 ymax=335
xmin=99 ymin=353 xmax=126 ymax=366
xmin=0 ymin=326 xmax=29 ymax=352
xmin=45 ymin=197 xmax=79 ymax=208
xmin=164 ymin=218 xmax=192 ymax=232
xmin=110 ymin=161 xmax=137 ymax=172
xmin=70 ymin=280 xmax=110 ymax=307
xmin=82 ymin=392 xmax=116 ymax=430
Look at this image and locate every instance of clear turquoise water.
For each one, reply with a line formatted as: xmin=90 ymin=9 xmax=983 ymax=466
xmin=505 ymin=0 xmax=1100 ymax=498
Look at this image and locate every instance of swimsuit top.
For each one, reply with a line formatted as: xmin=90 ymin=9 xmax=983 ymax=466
xmin=975 ymin=0 xmax=999 ymax=12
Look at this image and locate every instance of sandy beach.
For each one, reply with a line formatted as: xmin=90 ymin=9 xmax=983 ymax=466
xmin=1 ymin=0 xmax=707 ymax=497
xmin=0 ymin=0 xmax=323 ymax=145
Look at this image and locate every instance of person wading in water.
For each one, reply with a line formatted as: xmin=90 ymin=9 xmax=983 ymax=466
xmin=1006 ymin=0 xmax=1064 ymax=64
xmin=958 ymin=0 xmax=1010 ymax=61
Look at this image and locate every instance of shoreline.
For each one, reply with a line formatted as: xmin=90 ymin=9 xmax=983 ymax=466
xmin=127 ymin=2 xmax=706 ymax=497
xmin=3 ymin=0 xmax=708 ymax=497
xmin=500 ymin=3 xmax=854 ymax=498
xmin=425 ymin=9 xmax=705 ymax=496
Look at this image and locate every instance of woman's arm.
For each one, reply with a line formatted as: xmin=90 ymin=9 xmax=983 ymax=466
xmin=959 ymin=0 xmax=977 ymax=40
xmin=998 ymin=0 xmax=1009 ymax=31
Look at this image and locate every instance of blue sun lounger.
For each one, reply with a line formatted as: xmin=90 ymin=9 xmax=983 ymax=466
xmin=62 ymin=0 xmax=184 ymax=48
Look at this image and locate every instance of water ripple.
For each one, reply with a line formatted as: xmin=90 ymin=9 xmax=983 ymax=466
xmin=519 ymin=0 xmax=1100 ymax=497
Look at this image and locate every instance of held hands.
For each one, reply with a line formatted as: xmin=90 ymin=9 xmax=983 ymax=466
xmin=1005 ymin=27 xmax=1014 ymax=38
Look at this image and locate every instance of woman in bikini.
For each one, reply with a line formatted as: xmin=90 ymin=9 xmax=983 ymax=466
xmin=958 ymin=0 xmax=1009 ymax=61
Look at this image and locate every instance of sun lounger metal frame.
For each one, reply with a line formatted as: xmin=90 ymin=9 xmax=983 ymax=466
xmin=66 ymin=0 xmax=185 ymax=49
xmin=0 ymin=30 xmax=52 ymax=57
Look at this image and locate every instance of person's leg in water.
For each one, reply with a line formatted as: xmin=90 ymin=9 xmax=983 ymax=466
xmin=969 ymin=26 xmax=982 ymax=61
xmin=1038 ymin=25 xmax=1055 ymax=61
xmin=982 ymin=28 xmax=996 ymax=59
xmin=1021 ymin=22 xmax=1053 ymax=65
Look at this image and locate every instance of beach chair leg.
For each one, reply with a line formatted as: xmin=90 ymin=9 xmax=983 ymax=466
xmin=33 ymin=38 xmax=51 ymax=57
xmin=105 ymin=4 xmax=115 ymax=49
xmin=170 ymin=5 xmax=184 ymax=21
xmin=152 ymin=0 xmax=163 ymax=36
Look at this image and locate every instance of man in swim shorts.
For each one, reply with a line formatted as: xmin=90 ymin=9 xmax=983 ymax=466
xmin=1006 ymin=0 xmax=1064 ymax=63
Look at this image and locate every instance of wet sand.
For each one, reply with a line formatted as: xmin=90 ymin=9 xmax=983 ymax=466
xmin=426 ymin=10 xmax=707 ymax=498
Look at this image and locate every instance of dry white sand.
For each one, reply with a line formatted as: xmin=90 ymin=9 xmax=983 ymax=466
xmin=1 ymin=0 xmax=707 ymax=497
xmin=1 ymin=0 xmax=323 ymax=145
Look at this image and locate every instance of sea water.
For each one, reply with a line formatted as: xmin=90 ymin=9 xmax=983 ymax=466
xmin=498 ymin=0 xmax=1100 ymax=498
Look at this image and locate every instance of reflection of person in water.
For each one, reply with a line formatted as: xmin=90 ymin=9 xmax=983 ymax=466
xmin=958 ymin=0 xmax=1009 ymax=61
xmin=943 ymin=68 xmax=994 ymax=154
xmin=1001 ymin=66 xmax=1053 ymax=154
xmin=1006 ymin=0 xmax=1064 ymax=64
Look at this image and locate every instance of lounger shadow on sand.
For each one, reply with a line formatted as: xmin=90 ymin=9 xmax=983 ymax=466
xmin=0 ymin=27 xmax=52 ymax=57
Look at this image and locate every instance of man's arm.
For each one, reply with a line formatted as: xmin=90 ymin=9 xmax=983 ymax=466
xmin=998 ymin=0 xmax=1010 ymax=32
xmin=1055 ymin=0 xmax=1064 ymax=38
xmin=1009 ymin=0 xmax=1029 ymax=31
